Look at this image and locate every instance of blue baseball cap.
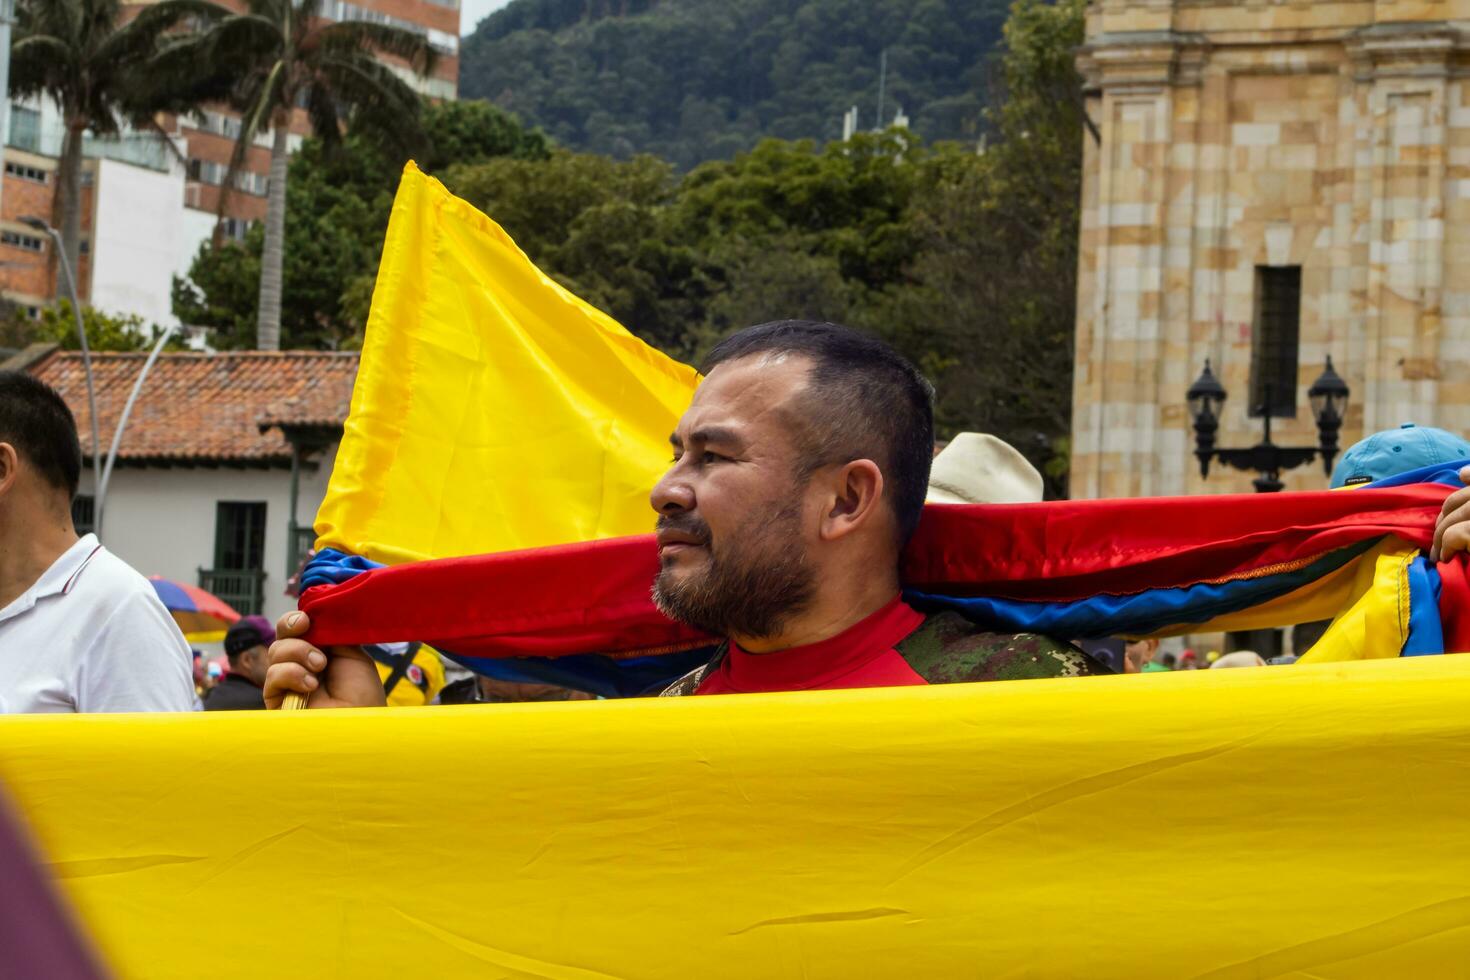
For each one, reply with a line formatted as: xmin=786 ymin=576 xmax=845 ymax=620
xmin=1330 ymin=423 xmax=1470 ymax=488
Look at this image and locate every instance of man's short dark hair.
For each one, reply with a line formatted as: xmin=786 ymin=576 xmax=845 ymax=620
xmin=224 ymin=616 xmax=274 ymax=661
xmin=701 ymin=321 xmax=935 ymax=545
xmin=0 ymin=370 xmax=81 ymax=499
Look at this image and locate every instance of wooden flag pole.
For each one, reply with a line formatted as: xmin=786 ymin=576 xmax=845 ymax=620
xmin=281 ymin=693 xmax=308 ymax=711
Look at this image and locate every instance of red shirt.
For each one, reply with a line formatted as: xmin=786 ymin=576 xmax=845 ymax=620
xmin=695 ymin=596 xmax=928 ymax=695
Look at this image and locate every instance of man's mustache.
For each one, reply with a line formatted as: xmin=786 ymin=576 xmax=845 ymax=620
xmin=656 ymin=513 xmax=712 ymax=546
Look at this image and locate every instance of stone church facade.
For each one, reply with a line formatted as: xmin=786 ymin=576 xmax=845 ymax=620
xmin=1070 ymin=0 xmax=1470 ymax=497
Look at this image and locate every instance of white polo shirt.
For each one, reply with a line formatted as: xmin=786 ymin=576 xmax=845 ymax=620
xmin=0 ymin=535 xmax=195 ymax=713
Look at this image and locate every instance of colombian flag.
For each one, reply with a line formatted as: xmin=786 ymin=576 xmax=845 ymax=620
xmin=299 ymin=464 xmax=1468 ymax=678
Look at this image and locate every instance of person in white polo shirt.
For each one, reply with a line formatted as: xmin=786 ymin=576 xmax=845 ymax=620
xmin=0 ymin=371 xmax=194 ymax=713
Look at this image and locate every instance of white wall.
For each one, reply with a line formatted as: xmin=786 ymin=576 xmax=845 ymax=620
xmin=91 ymin=157 xmax=213 ymax=328
xmin=93 ymin=444 xmax=338 ymax=624
xmin=175 ymin=206 xmax=217 ymax=285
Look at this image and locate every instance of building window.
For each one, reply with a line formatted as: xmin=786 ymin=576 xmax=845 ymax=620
xmin=4 ymin=161 xmax=47 ymax=184
xmin=220 ymin=217 xmax=254 ymax=241
xmin=214 ymin=501 xmax=267 ymax=572
xmin=71 ymin=495 xmax=95 ymax=535
xmin=319 ymin=0 xmax=458 ymax=54
xmin=202 ymin=501 xmax=269 ymax=614
xmin=187 ymin=159 xmax=268 ymax=196
xmin=188 ymin=109 xmax=243 ymax=140
xmin=9 ymin=105 xmax=40 ymax=152
xmin=1249 ymin=265 xmax=1302 ymax=418
xmin=1 ymin=230 xmax=45 ymax=253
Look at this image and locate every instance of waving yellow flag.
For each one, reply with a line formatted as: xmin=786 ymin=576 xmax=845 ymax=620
xmin=4 ymin=658 xmax=1470 ymax=977
xmin=315 ymin=163 xmax=700 ymax=565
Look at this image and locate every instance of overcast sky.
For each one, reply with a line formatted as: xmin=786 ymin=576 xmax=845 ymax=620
xmin=461 ymin=0 xmax=513 ymax=36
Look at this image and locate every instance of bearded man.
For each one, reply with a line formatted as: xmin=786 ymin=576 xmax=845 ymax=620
xmin=643 ymin=321 xmax=1097 ymax=695
xmin=262 ymin=322 xmax=1126 ymax=708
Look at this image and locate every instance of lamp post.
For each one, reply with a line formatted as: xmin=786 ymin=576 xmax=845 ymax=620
xmin=1186 ymin=357 xmax=1350 ymax=493
xmin=94 ymin=324 xmax=176 ymax=536
xmin=20 ymin=216 xmax=102 ymax=519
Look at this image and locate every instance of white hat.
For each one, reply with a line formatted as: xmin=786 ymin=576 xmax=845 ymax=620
xmin=1210 ymin=651 xmax=1266 ymax=669
xmin=926 ymin=432 xmax=1044 ymax=505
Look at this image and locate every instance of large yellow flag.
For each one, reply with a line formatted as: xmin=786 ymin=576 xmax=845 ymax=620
xmin=3 ymin=657 xmax=1470 ymax=977
xmin=315 ymin=163 xmax=700 ymax=565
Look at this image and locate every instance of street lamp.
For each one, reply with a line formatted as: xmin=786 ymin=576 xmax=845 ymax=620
xmin=95 ymin=324 xmax=177 ymax=533
xmin=20 ymin=216 xmax=102 ymax=526
xmin=1186 ymin=357 xmax=1350 ymax=493
xmin=1308 ymin=356 xmax=1349 ymax=468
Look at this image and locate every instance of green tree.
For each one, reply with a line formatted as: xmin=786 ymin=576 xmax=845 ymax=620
xmin=174 ymin=101 xmax=549 ymax=349
xmin=461 ymin=0 xmax=1010 ymax=169
xmin=172 ymin=234 xmax=261 ymax=348
xmin=164 ymin=0 xmax=437 ymax=350
xmin=419 ymin=99 xmax=551 ymax=172
xmin=885 ymin=0 xmax=1087 ymax=492
xmin=673 ymin=131 xmax=932 ymax=304
xmin=10 ymin=0 xmax=215 ymax=276
xmin=444 ymin=149 xmax=708 ymax=355
xmin=1 ymin=301 xmax=179 ymax=352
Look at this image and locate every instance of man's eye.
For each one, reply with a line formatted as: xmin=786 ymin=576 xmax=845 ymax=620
xmin=701 ymin=451 xmax=725 ymax=464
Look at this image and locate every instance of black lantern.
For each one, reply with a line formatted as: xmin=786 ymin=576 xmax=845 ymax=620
xmin=1187 ymin=357 xmax=1350 ymax=492
xmin=1186 ymin=360 xmax=1227 ymax=477
xmin=1308 ymin=356 xmax=1349 ymax=474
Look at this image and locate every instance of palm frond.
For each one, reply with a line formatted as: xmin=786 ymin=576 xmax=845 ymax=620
xmin=135 ymin=33 xmax=242 ymax=111
xmin=201 ymin=13 xmax=288 ymax=69
xmin=212 ymin=58 xmax=286 ymax=229
xmin=8 ymin=35 xmax=76 ymax=97
xmin=310 ymin=20 xmax=437 ymax=74
xmin=49 ymin=0 xmax=84 ymax=54
xmin=93 ymin=0 xmax=231 ymax=64
xmin=302 ymin=81 xmax=341 ymax=147
xmin=241 ymin=58 xmax=289 ymax=139
xmin=294 ymin=0 xmax=326 ymax=32
xmin=313 ymin=52 xmax=420 ymax=116
xmin=311 ymin=53 xmax=425 ymax=153
xmin=240 ymin=0 xmax=282 ymax=25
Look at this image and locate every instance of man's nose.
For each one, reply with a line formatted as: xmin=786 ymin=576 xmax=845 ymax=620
xmin=650 ymin=465 xmax=694 ymax=514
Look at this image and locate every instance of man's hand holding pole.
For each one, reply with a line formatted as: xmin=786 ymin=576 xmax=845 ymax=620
xmin=266 ymin=612 xmax=386 ymax=710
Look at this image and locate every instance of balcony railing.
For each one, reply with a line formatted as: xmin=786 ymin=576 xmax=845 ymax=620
xmin=199 ymin=568 xmax=267 ymax=617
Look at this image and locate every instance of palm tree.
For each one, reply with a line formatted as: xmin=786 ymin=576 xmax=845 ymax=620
xmin=166 ymin=0 xmax=435 ymax=350
xmin=11 ymin=0 xmax=215 ymax=283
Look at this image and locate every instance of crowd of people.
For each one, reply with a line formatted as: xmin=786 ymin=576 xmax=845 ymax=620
xmin=5 ymin=322 xmax=1470 ymax=715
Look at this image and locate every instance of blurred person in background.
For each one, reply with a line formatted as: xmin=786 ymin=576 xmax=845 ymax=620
xmin=203 ymin=616 xmax=274 ymax=710
xmin=1331 ymin=424 xmax=1470 ymax=489
xmin=0 ymin=372 xmax=193 ymax=713
xmin=366 ymin=642 xmax=447 ymax=707
xmin=1124 ymin=638 xmax=1159 ymax=674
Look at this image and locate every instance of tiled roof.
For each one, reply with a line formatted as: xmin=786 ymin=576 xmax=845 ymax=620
xmin=27 ymin=350 xmax=359 ymax=465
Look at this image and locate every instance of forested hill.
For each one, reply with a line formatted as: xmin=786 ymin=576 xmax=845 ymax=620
xmin=459 ymin=0 xmax=1009 ymax=169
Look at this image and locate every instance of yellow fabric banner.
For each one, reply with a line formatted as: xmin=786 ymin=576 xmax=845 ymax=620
xmin=4 ymin=656 xmax=1470 ymax=977
xmin=314 ymin=163 xmax=700 ymax=565
xmin=1146 ymin=539 xmax=1417 ymax=663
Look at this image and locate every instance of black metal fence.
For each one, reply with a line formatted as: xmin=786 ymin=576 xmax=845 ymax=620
xmin=199 ymin=568 xmax=267 ymax=616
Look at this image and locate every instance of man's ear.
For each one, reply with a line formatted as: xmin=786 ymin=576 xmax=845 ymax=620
xmin=817 ymin=459 xmax=885 ymax=542
xmin=0 ymin=443 xmax=19 ymax=498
